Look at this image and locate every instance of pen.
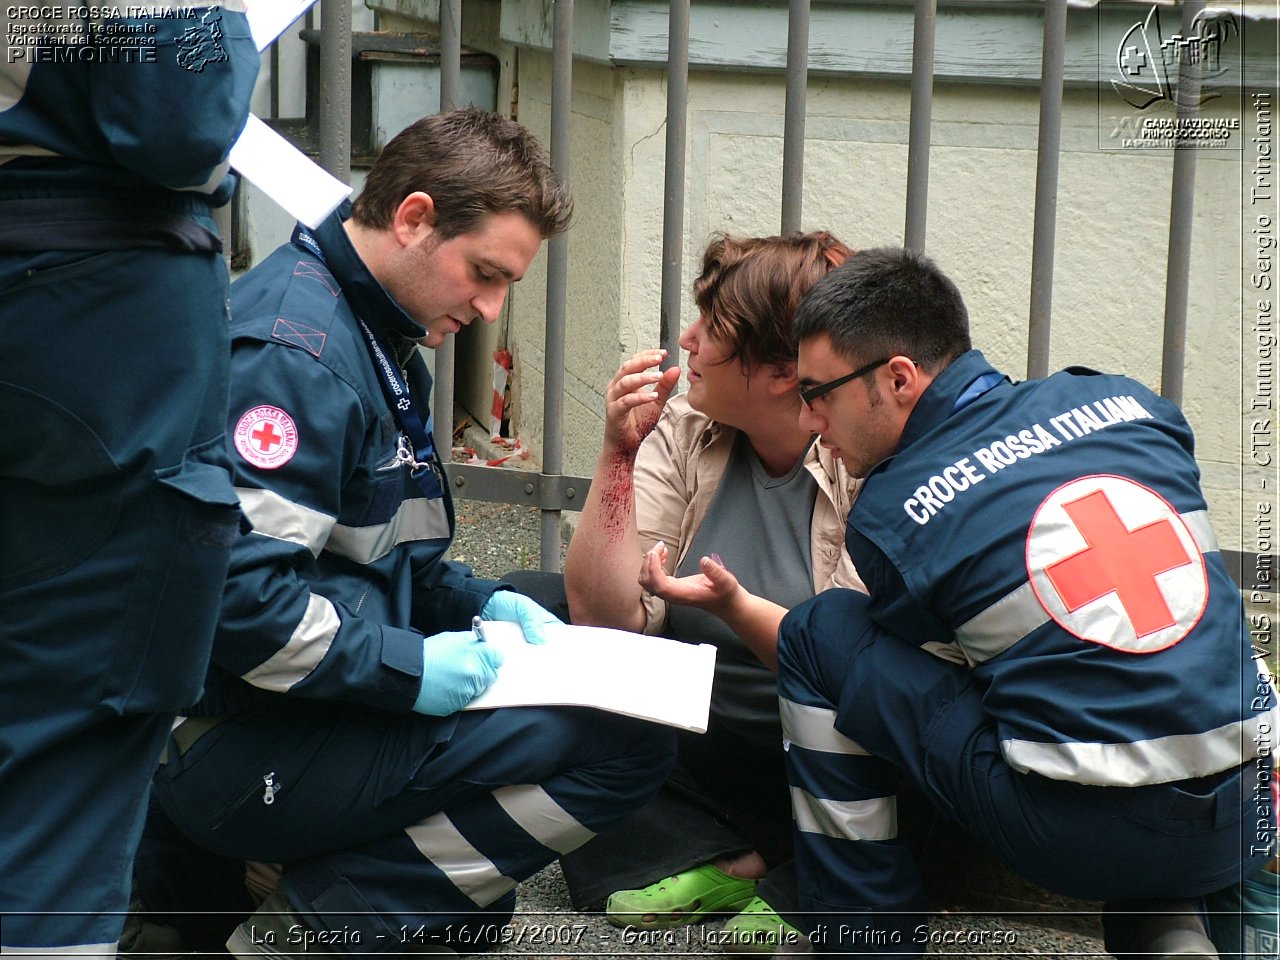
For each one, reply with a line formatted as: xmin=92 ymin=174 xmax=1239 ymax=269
xmin=472 ymin=615 xmax=485 ymax=642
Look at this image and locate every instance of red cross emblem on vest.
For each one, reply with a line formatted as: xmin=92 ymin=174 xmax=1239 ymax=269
xmin=1026 ymin=475 xmax=1207 ymax=653
xmin=233 ymin=405 xmax=300 ymax=471
xmin=252 ymin=422 xmax=283 ymax=453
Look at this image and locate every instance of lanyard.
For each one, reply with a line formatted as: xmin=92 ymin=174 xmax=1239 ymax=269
xmin=292 ymin=224 xmax=444 ymax=500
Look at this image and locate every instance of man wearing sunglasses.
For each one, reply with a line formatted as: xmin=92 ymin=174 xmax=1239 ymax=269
xmin=779 ymin=246 xmax=1270 ymax=958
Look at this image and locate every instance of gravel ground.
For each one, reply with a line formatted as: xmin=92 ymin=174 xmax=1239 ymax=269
xmin=450 ymin=497 xmax=565 ymax=582
xmin=446 ymin=487 xmax=1109 ymax=959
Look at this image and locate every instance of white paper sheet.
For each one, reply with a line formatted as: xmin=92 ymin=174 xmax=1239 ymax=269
xmin=463 ymin=622 xmax=717 ymax=734
xmin=228 ymin=115 xmax=352 ymax=229
xmin=247 ymin=0 xmax=317 ymax=51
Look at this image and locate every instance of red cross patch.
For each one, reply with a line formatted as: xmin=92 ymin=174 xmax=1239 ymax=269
xmin=233 ymin=405 xmax=299 ymax=470
xmin=1026 ymin=475 xmax=1206 ymax=653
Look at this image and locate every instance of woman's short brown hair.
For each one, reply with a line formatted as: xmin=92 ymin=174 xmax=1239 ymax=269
xmin=692 ymin=231 xmax=853 ymax=373
xmin=351 ymin=107 xmax=573 ymax=240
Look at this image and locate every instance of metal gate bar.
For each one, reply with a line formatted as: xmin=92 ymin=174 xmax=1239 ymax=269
xmin=539 ymin=0 xmax=576 ymax=568
xmin=903 ymin=0 xmax=936 ymax=252
xmin=318 ymin=0 xmax=352 ymax=183
xmin=1161 ymin=0 xmax=1206 ymax=405
xmin=659 ymin=0 xmax=691 ymax=368
xmin=1026 ymin=0 xmax=1068 ymax=380
xmin=432 ymin=0 xmax=463 ymax=454
xmin=781 ymin=0 xmax=810 ymax=234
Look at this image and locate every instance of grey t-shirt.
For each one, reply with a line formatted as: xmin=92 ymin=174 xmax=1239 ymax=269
xmin=667 ymin=433 xmax=818 ymax=745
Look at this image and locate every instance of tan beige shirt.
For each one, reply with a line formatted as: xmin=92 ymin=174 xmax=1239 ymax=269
xmin=634 ymin=394 xmax=866 ymax=634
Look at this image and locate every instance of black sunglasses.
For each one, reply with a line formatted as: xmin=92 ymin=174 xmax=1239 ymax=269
xmin=799 ymin=357 xmax=892 ymax=408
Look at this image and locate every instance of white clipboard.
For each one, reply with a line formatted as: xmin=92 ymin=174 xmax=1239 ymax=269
xmin=464 ymin=622 xmax=717 ymax=734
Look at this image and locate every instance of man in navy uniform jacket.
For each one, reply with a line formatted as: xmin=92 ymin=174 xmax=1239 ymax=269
xmin=779 ymin=246 xmax=1272 ymax=958
xmin=149 ymin=110 xmax=675 ymax=957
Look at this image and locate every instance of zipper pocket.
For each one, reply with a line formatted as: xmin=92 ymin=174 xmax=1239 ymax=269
xmin=210 ymin=771 xmax=285 ymax=830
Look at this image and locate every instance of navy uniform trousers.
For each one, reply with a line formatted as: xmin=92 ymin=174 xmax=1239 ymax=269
xmin=776 ymin=589 xmax=1268 ymax=957
xmin=0 ymin=246 xmax=241 ymax=953
xmin=152 ymin=698 xmax=675 ymax=951
xmin=503 ymin=570 xmax=798 ymax=915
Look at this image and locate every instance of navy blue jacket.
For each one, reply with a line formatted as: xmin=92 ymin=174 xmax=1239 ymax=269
xmin=847 ymin=350 xmax=1273 ymax=786
xmin=194 ymin=208 xmax=500 ymax=716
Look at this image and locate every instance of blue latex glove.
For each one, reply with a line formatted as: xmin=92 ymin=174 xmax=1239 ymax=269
xmin=481 ymin=591 xmax=562 ymax=645
xmin=412 ymin=630 xmax=504 ymax=716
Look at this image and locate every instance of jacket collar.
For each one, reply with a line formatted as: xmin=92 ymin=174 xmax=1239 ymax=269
xmin=306 ymin=202 xmax=427 ymax=342
xmin=897 ymin=349 xmax=1009 ymax=452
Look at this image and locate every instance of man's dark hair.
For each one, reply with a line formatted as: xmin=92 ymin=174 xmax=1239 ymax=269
xmin=351 ymin=107 xmax=572 ymax=240
xmin=794 ymin=247 xmax=971 ymax=372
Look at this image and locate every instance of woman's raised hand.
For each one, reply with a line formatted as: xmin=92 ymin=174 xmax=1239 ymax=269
xmin=603 ymin=350 xmax=682 ymax=454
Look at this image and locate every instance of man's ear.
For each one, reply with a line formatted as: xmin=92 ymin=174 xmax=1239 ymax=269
xmin=766 ymin=360 xmax=799 ymax=397
xmin=888 ymin=355 xmax=931 ymax=407
xmin=392 ymin=192 xmax=437 ymax=247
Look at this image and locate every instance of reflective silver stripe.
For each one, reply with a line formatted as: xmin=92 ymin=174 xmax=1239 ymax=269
xmin=955 ymin=582 xmax=1048 ymax=665
xmin=327 ymin=497 xmax=451 ymax=565
xmin=404 ymin=812 xmax=517 ymax=906
xmin=1182 ymin=509 xmax=1220 ymax=554
xmin=1002 ymin=705 xmax=1280 ymax=786
xmin=779 ymin=699 xmax=870 ymax=755
xmin=235 ymin=487 xmax=334 ymax=557
xmin=241 ymin=593 xmax=339 ymax=692
xmin=1 ymin=945 xmax=115 ymax=957
xmin=790 ymin=787 xmax=897 ymax=841
xmin=492 ymin=785 xmax=596 ymax=855
xmin=955 ymin=507 xmax=1221 ymax=665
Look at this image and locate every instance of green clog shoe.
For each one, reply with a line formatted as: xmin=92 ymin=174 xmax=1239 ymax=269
xmin=605 ymin=863 xmax=758 ymax=929
xmin=718 ymin=896 xmax=805 ymax=954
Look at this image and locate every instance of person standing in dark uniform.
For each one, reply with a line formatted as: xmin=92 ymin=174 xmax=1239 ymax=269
xmin=0 ymin=5 xmax=258 ymax=955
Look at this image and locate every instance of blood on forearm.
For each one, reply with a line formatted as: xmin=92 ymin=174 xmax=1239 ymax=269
xmin=599 ymin=442 xmax=639 ymax=544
